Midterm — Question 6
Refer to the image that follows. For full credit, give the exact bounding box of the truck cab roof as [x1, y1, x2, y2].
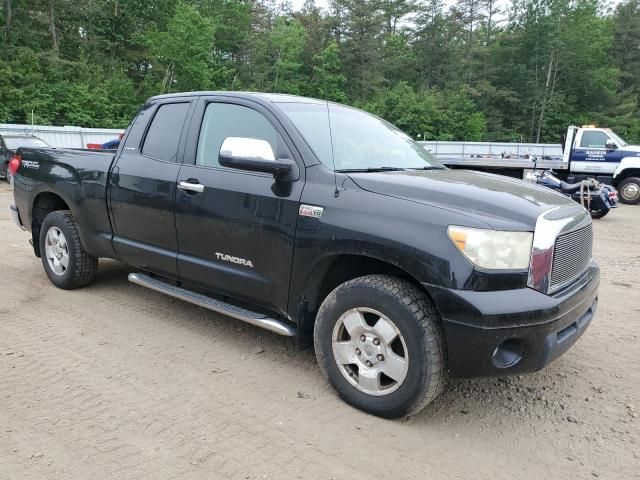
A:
[148, 91, 326, 105]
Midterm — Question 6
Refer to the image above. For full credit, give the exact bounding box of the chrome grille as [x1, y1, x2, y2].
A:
[550, 225, 593, 291]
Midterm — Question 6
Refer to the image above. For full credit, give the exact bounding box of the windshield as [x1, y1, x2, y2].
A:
[605, 129, 628, 147]
[3, 136, 49, 149]
[277, 102, 443, 171]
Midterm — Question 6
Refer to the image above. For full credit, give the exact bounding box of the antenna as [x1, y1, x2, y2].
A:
[325, 103, 340, 197]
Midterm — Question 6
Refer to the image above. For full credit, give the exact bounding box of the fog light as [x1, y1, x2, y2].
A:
[492, 338, 525, 368]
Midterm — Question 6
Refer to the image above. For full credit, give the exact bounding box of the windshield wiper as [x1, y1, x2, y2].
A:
[408, 166, 445, 170]
[336, 166, 407, 173]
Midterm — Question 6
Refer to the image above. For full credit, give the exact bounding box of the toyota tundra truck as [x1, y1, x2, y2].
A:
[9, 92, 599, 418]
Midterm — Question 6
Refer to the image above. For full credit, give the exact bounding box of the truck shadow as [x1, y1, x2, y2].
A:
[92, 259, 581, 426]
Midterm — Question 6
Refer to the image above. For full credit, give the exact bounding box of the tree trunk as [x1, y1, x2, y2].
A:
[4, 0, 11, 44]
[273, 49, 282, 92]
[49, 0, 59, 54]
[536, 50, 554, 143]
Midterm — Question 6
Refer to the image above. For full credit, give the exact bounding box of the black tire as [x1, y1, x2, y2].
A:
[0, 161, 7, 181]
[590, 209, 609, 219]
[39, 210, 98, 289]
[314, 274, 447, 418]
[617, 177, 640, 205]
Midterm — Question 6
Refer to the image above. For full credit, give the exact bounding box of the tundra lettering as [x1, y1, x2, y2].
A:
[215, 252, 254, 268]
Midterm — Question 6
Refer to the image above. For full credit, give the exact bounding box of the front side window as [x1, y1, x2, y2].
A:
[277, 102, 443, 171]
[141, 102, 190, 162]
[579, 131, 608, 149]
[196, 103, 280, 168]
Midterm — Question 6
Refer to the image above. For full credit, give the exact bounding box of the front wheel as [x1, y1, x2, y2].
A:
[590, 209, 609, 219]
[39, 210, 98, 289]
[618, 177, 640, 205]
[314, 275, 447, 418]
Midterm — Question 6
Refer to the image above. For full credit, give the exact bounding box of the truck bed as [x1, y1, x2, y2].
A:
[12, 147, 116, 258]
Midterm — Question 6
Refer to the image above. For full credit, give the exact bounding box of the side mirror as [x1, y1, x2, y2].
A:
[219, 137, 296, 181]
[605, 141, 617, 151]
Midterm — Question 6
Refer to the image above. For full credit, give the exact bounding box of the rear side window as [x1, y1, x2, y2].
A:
[579, 131, 608, 148]
[3, 137, 49, 149]
[196, 103, 280, 168]
[142, 102, 190, 162]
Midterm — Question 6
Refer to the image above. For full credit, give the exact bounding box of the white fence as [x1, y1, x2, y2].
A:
[2, 123, 566, 158]
[419, 141, 563, 159]
[0, 123, 124, 149]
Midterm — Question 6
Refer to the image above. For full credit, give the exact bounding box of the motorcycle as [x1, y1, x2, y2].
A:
[527, 170, 619, 219]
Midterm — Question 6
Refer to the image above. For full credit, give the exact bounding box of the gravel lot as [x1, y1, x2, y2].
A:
[1, 181, 638, 480]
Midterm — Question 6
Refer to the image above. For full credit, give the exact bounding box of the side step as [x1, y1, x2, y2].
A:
[128, 272, 296, 337]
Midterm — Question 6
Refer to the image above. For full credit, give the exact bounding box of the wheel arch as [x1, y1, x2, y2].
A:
[30, 191, 72, 257]
[294, 253, 438, 341]
[612, 157, 640, 184]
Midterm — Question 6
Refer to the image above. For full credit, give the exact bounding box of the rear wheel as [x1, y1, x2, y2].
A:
[39, 210, 98, 289]
[314, 275, 447, 418]
[0, 161, 7, 180]
[618, 177, 640, 205]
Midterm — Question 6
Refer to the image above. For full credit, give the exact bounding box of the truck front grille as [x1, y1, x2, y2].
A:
[550, 225, 593, 291]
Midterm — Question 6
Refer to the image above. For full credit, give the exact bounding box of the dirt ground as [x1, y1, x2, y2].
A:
[0, 181, 638, 480]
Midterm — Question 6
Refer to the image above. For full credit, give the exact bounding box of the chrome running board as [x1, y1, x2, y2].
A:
[128, 272, 296, 337]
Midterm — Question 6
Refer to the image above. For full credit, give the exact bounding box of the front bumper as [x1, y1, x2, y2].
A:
[427, 262, 599, 378]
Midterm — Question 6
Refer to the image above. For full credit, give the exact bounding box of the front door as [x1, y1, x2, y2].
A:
[109, 100, 193, 277]
[175, 98, 304, 315]
[571, 129, 621, 175]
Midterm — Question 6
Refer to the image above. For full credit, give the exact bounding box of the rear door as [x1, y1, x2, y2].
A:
[109, 99, 194, 278]
[174, 97, 304, 315]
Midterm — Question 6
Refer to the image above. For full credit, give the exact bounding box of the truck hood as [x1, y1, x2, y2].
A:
[620, 144, 640, 154]
[347, 168, 575, 230]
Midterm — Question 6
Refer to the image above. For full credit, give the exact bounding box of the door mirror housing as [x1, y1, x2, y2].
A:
[605, 140, 617, 151]
[219, 137, 297, 181]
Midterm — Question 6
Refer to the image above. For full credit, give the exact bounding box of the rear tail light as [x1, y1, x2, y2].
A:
[8, 154, 21, 175]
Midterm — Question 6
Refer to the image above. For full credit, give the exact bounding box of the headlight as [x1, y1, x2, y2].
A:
[448, 226, 533, 270]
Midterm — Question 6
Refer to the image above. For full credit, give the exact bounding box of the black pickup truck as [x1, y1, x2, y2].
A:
[9, 92, 599, 418]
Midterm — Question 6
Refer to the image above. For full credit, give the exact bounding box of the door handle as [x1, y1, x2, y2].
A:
[178, 181, 205, 193]
[110, 166, 120, 185]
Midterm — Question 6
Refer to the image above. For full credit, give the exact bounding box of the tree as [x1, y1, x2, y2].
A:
[330, 0, 386, 100]
[146, 1, 217, 93]
[271, 17, 307, 93]
[307, 41, 347, 101]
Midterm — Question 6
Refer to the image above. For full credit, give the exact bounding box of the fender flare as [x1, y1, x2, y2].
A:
[613, 156, 640, 179]
[29, 186, 76, 223]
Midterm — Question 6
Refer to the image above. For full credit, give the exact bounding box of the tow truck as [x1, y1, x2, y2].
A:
[423, 125, 640, 205]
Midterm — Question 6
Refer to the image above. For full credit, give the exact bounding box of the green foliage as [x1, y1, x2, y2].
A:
[146, 1, 217, 92]
[0, 0, 638, 143]
[307, 41, 348, 102]
[269, 17, 308, 94]
[362, 82, 486, 140]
